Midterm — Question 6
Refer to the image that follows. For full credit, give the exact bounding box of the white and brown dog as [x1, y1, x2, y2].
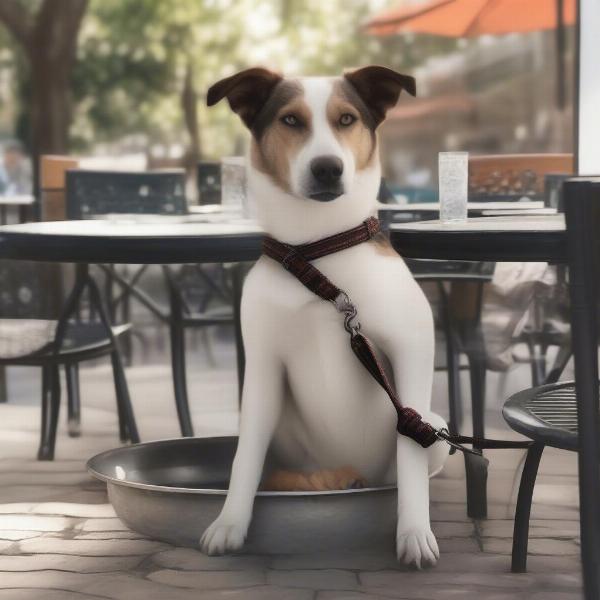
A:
[202, 66, 449, 568]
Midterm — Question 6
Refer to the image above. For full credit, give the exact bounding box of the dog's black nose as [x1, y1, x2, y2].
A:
[310, 156, 343, 185]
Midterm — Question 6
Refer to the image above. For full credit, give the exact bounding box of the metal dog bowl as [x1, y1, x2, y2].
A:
[87, 436, 397, 554]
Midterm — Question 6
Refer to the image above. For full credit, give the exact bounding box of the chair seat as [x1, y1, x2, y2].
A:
[0, 319, 57, 359]
[0, 321, 131, 365]
[503, 381, 580, 451]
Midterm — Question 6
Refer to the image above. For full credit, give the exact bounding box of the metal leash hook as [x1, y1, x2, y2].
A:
[435, 427, 485, 458]
[332, 292, 361, 337]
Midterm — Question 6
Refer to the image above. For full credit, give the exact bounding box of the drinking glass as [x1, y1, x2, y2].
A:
[439, 152, 468, 223]
[221, 156, 246, 211]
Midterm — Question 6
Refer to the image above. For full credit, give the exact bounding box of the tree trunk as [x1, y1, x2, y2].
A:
[0, 0, 88, 210]
[182, 61, 201, 166]
[30, 57, 71, 159]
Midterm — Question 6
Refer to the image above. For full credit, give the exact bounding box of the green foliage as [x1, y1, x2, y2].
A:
[1, 0, 460, 158]
[72, 0, 427, 157]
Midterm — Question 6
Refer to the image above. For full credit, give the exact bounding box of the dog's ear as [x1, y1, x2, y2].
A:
[207, 67, 283, 129]
[344, 66, 416, 128]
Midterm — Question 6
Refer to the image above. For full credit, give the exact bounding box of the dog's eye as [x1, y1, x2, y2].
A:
[339, 113, 356, 127]
[281, 114, 301, 127]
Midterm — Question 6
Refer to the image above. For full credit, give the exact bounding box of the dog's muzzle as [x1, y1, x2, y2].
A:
[308, 155, 344, 202]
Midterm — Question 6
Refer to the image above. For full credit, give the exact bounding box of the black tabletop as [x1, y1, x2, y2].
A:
[0, 219, 264, 264]
[0, 214, 567, 265]
[389, 215, 567, 263]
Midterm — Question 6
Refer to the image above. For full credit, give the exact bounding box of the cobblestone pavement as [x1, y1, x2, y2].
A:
[0, 355, 583, 599]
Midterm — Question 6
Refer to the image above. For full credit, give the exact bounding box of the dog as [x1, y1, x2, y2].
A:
[201, 65, 449, 568]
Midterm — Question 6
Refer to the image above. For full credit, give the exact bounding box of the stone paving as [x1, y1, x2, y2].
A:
[0, 347, 584, 599]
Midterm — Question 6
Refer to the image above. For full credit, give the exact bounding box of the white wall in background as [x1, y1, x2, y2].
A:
[578, 0, 600, 175]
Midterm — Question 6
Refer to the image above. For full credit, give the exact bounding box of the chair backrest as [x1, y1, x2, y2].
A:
[468, 153, 574, 202]
[563, 177, 600, 598]
[377, 178, 396, 203]
[0, 260, 62, 319]
[66, 169, 187, 219]
[544, 173, 571, 210]
[40, 155, 80, 221]
[197, 162, 221, 205]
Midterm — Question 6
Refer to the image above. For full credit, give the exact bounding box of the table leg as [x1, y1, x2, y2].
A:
[465, 336, 488, 519]
[231, 263, 246, 406]
[0, 205, 7, 225]
[438, 283, 463, 436]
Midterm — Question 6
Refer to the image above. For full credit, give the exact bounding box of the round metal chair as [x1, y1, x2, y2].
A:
[503, 381, 579, 573]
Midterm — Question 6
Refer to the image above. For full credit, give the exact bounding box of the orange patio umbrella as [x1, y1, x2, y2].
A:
[365, 0, 576, 107]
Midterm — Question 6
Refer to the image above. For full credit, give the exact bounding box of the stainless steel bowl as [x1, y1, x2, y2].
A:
[87, 436, 397, 554]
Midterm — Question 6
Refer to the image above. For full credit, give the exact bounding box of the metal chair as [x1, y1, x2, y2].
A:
[0, 260, 134, 460]
[502, 178, 600, 600]
[197, 161, 221, 205]
[65, 169, 239, 436]
[510, 172, 573, 387]
[66, 169, 187, 218]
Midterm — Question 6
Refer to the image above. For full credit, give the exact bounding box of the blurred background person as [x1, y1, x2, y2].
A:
[0, 141, 32, 195]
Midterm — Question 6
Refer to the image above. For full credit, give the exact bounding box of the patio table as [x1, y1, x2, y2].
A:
[0, 219, 263, 264]
[0, 219, 265, 442]
[389, 214, 566, 263]
[382, 200, 545, 213]
[378, 200, 548, 227]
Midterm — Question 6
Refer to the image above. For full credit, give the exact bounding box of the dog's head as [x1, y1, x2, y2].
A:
[207, 66, 415, 204]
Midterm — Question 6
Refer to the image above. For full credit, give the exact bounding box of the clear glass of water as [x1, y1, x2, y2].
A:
[439, 152, 468, 223]
[221, 156, 246, 212]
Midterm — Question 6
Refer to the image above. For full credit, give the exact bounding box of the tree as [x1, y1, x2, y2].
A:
[0, 0, 88, 176]
[0, 0, 457, 171]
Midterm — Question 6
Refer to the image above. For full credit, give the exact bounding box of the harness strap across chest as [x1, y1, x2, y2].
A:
[262, 217, 531, 456]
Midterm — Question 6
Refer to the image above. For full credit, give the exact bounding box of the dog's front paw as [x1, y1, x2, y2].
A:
[199, 517, 247, 556]
[396, 525, 439, 569]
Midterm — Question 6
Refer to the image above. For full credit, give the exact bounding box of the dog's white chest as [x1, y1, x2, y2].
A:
[243, 244, 421, 480]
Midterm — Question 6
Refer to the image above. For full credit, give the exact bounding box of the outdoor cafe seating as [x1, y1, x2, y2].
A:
[1, 1, 599, 597]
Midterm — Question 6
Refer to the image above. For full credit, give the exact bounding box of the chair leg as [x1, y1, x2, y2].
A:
[0, 366, 8, 402]
[121, 267, 133, 366]
[466, 351, 488, 519]
[38, 365, 61, 461]
[170, 316, 194, 437]
[446, 342, 463, 436]
[0, 366, 7, 403]
[65, 363, 81, 438]
[545, 344, 571, 384]
[105, 265, 116, 323]
[110, 350, 139, 443]
[511, 443, 545, 573]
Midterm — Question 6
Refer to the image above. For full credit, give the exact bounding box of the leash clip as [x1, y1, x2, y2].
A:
[332, 292, 361, 337]
[435, 427, 483, 457]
